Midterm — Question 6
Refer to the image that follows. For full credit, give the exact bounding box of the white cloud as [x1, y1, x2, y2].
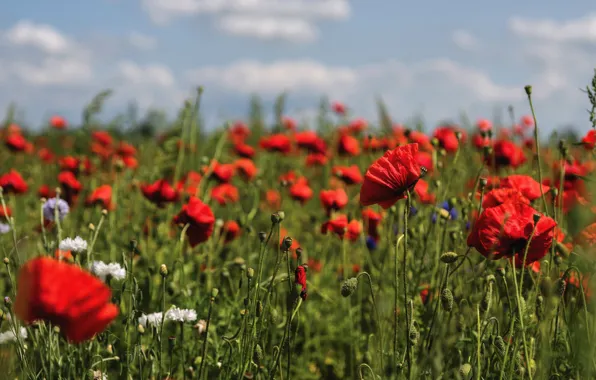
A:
[218, 15, 316, 42]
[4, 20, 71, 54]
[142, 0, 350, 42]
[117, 61, 175, 87]
[509, 14, 596, 43]
[12, 57, 93, 86]
[128, 32, 157, 50]
[452, 30, 478, 50]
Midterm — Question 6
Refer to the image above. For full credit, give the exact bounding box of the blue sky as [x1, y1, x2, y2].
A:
[1, 0, 596, 133]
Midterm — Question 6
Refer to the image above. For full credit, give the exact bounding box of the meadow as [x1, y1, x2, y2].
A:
[0, 79, 596, 380]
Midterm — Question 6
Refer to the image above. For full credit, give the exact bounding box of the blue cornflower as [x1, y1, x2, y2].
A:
[42, 198, 70, 221]
[366, 236, 378, 251]
[432, 200, 458, 223]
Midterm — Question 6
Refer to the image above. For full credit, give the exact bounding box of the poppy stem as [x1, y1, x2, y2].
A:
[356, 271, 384, 372]
[393, 230, 404, 371]
[525, 86, 550, 216]
[403, 191, 412, 378]
[197, 290, 216, 380]
[509, 259, 534, 380]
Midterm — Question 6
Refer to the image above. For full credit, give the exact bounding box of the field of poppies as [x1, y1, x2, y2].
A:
[1, 84, 596, 380]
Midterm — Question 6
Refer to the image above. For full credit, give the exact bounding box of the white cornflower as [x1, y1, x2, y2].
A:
[165, 306, 197, 323]
[91, 261, 126, 282]
[42, 198, 70, 221]
[138, 312, 163, 328]
[0, 327, 27, 344]
[59, 236, 88, 253]
[194, 319, 207, 334]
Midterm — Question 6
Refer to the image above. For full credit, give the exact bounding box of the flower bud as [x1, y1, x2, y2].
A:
[2, 258, 8, 265]
[459, 363, 472, 379]
[524, 85, 532, 95]
[479, 177, 488, 189]
[246, 268, 254, 279]
[211, 288, 219, 299]
[137, 324, 145, 334]
[271, 211, 285, 224]
[440, 251, 459, 264]
[408, 324, 420, 345]
[340, 277, 358, 297]
[556, 278, 566, 296]
[493, 335, 505, 356]
[256, 301, 263, 317]
[89, 223, 96, 231]
[159, 264, 168, 277]
[441, 288, 454, 311]
[258, 231, 267, 242]
[282, 236, 293, 251]
[101, 209, 108, 216]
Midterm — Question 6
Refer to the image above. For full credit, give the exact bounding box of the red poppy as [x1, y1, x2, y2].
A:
[415, 151, 433, 173]
[173, 197, 215, 247]
[50, 116, 67, 130]
[338, 134, 360, 156]
[521, 115, 534, 128]
[362, 208, 382, 238]
[233, 143, 255, 158]
[38, 148, 55, 163]
[331, 101, 346, 115]
[223, 220, 241, 243]
[582, 130, 596, 150]
[346, 219, 362, 242]
[320, 188, 349, 215]
[229, 122, 250, 144]
[488, 140, 526, 169]
[321, 214, 355, 239]
[205, 161, 235, 183]
[420, 285, 431, 305]
[260, 134, 292, 154]
[482, 188, 530, 209]
[576, 222, 596, 249]
[307, 258, 322, 273]
[0, 170, 28, 194]
[0, 205, 10, 220]
[500, 175, 549, 202]
[54, 249, 73, 261]
[234, 158, 258, 181]
[305, 153, 328, 166]
[433, 126, 460, 153]
[348, 118, 368, 134]
[38, 185, 56, 199]
[141, 179, 179, 207]
[177, 171, 202, 196]
[334, 165, 363, 185]
[92, 131, 113, 147]
[467, 201, 556, 264]
[15, 257, 119, 343]
[283, 117, 297, 131]
[211, 183, 239, 206]
[86, 185, 114, 210]
[58, 171, 82, 205]
[116, 142, 137, 157]
[295, 265, 308, 300]
[295, 131, 327, 155]
[265, 189, 281, 210]
[472, 134, 491, 150]
[413, 179, 436, 204]
[408, 131, 433, 152]
[289, 179, 313, 204]
[4, 133, 28, 153]
[477, 119, 492, 132]
[360, 143, 423, 208]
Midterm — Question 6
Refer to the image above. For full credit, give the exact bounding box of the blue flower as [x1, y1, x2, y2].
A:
[42, 198, 70, 221]
[366, 236, 378, 251]
[432, 200, 458, 223]
[0, 223, 10, 234]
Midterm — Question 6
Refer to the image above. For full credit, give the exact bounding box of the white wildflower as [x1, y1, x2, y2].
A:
[91, 261, 126, 282]
[194, 319, 207, 334]
[92, 370, 108, 380]
[165, 306, 197, 323]
[59, 236, 88, 253]
[0, 327, 27, 344]
[138, 312, 163, 328]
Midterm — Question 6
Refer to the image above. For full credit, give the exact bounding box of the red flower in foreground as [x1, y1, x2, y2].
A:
[295, 265, 308, 300]
[482, 188, 530, 209]
[173, 197, 215, 247]
[500, 175, 549, 202]
[360, 143, 423, 209]
[15, 257, 119, 343]
[0, 170, 28, 194]
[582, 130, 596, 150]
[467, 201, 556, 264]
[141, 179, 179, 207]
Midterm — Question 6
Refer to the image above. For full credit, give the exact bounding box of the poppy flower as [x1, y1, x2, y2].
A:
[58, 171, 82, 205]
[433, 126, 460, 153]
[234, 158, 258, 181]
[223, 220, 241, 243]
[307, 258, 323, 273]
[477, 119, 492, 132]
[177, 171, 202, 196]
[362, 208, 382, 238]
[321, 214, 350, 238]
[205, 161, 235, 183]
[306, 153, 328, 166]
[334, 165, 363, 185]
[332, 101, 346, 115]
[119, 155, 138, 169]
[295, 131, 327, 155]
[116, 142, 137, 157]
[346, 219, 362, 242]
[211, 183, 239, 206]
[413, 179, 436, 204]
[283, 117, 297, 131]
[582, 130, 596, 150]
[265, 189, 281, 210]
[338, 134, 360, 156]
[38, 148, 55, 163]
[360, 143, 424, 209]
[0, 170, 28, 194]
[520, 115, 534, 128]
[229, 122, 250, 144]
[86, 185, 114, 210]
[482, 188, 530, 209]
[15, 257, 119, 343]
[467, 201, 557, 264]
[500, 175, 549, 202]
[408, 131, 433, 152]
[295, 265, 308, 300]
[4, 133, 28, 152]
[141, 179, 179, 207]
[279, 171, 297, 185]
[289, 179, 313, 204]
[576, 222, 596, 250]
[348, 118, 368, 134]
[260, 134, 292, 154]
[92, 131, 113, 147]
[472, 134, 491, 150]
[173, 197, 215, 247]
[233, 143, 255, 158]
[488, 140, 526, 169]
[319, 188, 349, 215]
[50, 116, 67, 130]
[38, 185, 56, 199]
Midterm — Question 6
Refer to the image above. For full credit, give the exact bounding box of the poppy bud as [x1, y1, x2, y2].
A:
[556, 278, 566, 296]
[479, 177, 488, 189]
[486, 274, 496, 284]
[256, 301, 263, 317]
[441, 288, 453, 311]
[246, 268, 254, 279]
[258, 231, 267, 242]
[455, 131, 462, 141]
[440, 251, 459, 264]
[102, 209, 108, 216]
[459, 363, 472, 379]
[532, 213, 541, 224]
[493, 335, 505, 356]
[160, 264, 168, 277]
[89, 223, 96, 231]
[282, 236, 293, 251]
[554, 255, 563, 266]
[254, 344, 263, 365]
[341, 277, 358, 297]
[431, 137, 440, 148]
[496, 267, 506, 277]
[408, 324, 420, 345]
[555, 242, 569, 257]
[295, 247, 303, 261]
[137, 324, 145, 334]
[271, 211, 285, 224]
[3, 297, 11, 306]
[524, 85, 532, 95]
[107, 344, 113, 354]
[2, 258, 8, 265]
[211, 288, 219, 299]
